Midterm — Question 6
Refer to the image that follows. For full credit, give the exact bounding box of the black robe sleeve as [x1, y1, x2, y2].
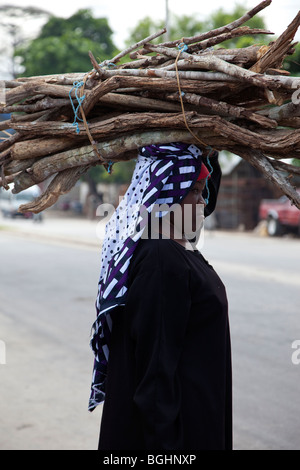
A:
[124, 241, 191, 450]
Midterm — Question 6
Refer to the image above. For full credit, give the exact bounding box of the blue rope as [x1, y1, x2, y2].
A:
[204, 146, 214, 205]
[177, 40, 213, 204]
[107, 160, 114, 174]
[97, 61, 117, 70]
[69, 80, 86, 134]
[178, 42, 188, 52]
[69, 79, 114, 175]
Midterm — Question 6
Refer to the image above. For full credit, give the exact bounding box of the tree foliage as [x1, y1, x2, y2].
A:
[206, 5, 267, 47]
[39, 9, 115, 54]
[93, 160, 137, 184]
[125, 14, 205, 46]
[14, 8, 125, 191]
[284, 43, 300, 76]
[15, 9, 117, 76]
[125, 4, 268, 49]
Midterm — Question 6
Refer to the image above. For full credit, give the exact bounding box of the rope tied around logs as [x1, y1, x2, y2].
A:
[174, 41, 216, 151]
[69, 76, 113, 173]
[69, 80, 85, 134]
[175, 42, 215, 204]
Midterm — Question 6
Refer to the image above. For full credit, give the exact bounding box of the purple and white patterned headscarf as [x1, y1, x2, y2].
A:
[88, 142, 219, 411]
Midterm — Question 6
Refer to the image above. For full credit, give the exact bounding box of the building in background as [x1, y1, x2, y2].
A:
[215, 155, 282, 230]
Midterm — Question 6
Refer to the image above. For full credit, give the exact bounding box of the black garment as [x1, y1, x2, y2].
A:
[98, 238, 232, 451]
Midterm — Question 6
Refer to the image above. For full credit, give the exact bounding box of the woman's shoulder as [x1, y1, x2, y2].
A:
[129, 238, 190, 275]
[134, 237, 187, 256]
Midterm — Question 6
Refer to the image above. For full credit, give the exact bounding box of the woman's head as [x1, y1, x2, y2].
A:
[180, 162, 210, 234]
[165, 168, 208, 243]
[180, 177, 207, 234]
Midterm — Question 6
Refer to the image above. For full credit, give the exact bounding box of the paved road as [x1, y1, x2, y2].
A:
[203, 230, 300, 450]
[0, 217, 299, 450]
[0, 230, 102, 450]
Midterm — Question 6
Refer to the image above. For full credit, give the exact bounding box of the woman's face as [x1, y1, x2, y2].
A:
[156, 178, 207, 243]
[179, 179, 207, 235]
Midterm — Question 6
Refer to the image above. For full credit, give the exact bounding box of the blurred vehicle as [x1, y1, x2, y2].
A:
[57, 200, 70, 211]
[259, 191, 300, 236]
[0, 184, 42, 220]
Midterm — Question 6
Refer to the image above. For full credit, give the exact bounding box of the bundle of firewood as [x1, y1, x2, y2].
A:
[1, 0, 300, 213]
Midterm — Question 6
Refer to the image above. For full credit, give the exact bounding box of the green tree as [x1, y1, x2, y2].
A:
[125, 4, 268, 48]
[125, 16, 165, 45]
[206, 5, 267, 48]
[125, 14, 205, 45]
[40, 9, 116, 55]
[292, 158, 300, 167]
[95, 160, 137, 184]
[16, 32, 110, 76]
[284, 43, 300, 76]
[15, 9, 117, 76]
[14, 9, 124, 206]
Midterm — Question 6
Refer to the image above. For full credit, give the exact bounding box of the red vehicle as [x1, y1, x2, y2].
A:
[259, 191, 300, 236]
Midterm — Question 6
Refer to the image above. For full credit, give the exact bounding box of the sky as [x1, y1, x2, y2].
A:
[2, 0, 300, 49]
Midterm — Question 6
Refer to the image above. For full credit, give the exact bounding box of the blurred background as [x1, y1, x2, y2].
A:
[0, 0, 300, 451]
[1, 0, 299, 229]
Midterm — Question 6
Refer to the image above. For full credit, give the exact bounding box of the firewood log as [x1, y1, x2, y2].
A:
[0, 0, 299, 213]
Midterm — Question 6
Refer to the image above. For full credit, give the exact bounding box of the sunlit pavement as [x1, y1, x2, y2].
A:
[1, 211, 300, 450]
[0, 211, 104, 247]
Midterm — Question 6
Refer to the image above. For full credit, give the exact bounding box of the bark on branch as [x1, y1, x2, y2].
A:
[1, 0, 300, 213]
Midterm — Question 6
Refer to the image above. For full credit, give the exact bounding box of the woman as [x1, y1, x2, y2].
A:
[89, 142, 232, 450]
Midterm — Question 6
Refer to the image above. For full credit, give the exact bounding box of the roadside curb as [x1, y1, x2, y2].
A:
[0, 224, 101, 249]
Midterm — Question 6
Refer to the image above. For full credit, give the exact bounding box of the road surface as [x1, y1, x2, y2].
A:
[0, 217, 299, 450]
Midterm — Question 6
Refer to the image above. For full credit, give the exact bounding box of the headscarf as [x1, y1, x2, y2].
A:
[88, 142, 220, 411]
